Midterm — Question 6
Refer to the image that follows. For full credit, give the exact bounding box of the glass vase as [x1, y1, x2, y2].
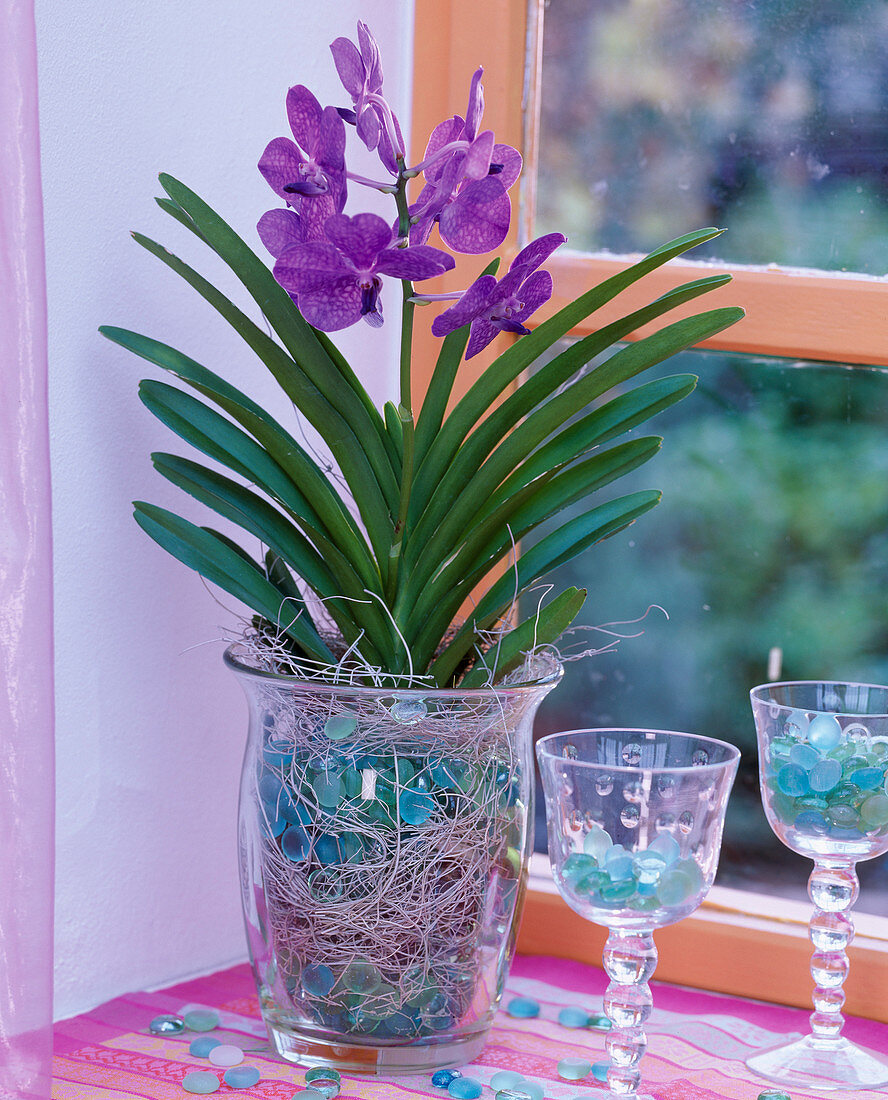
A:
[226, 644, 561, 1075]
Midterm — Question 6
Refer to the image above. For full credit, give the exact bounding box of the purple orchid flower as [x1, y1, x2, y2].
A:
[258, 85, 347, 242]
[330, 22, 405, 175]
[273, 212, 455, 332]
[408, 67, 522, 255]
[430, 233, 566, 358]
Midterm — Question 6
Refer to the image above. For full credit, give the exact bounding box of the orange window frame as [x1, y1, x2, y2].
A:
[412, 0, 888, 1022]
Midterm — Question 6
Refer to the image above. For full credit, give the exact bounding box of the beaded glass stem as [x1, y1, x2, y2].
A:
[537, 729, 739, 1100]
[747, 681, 888, 1092]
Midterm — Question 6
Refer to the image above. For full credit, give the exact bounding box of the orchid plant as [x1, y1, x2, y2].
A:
[101, 23, 742, 688]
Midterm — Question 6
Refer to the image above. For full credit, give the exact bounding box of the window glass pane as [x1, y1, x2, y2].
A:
[525, 349, 888, 911]
[537, 0, 888, 273]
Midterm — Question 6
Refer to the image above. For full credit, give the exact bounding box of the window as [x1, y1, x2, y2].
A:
[413, 0, 888, 1019]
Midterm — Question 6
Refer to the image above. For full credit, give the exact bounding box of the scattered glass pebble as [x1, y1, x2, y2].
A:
[490, 1070, 525, 1091]
[189, 1036, 222, 1057]
[517, 1081, 544, 1100]
[183, 1009, 220, 1032]
[431, 1069, 461, 1087]
[494, 1090, 532, 1100]
[587, 1012, 612, 1030]
[506, 996, 540, 1018]
[448, 1078, 482, 1099]
[757, 1091, 792, 1100]
[182, 1071, 221, 1094]
[304, 1081, 339, 1099]
[149, 1013, 184, 1035]
[306, 1066, 341, 1084]
[223, 1065, 261, 1089]
[208, 1043, 244, 1067]
[557, 1005, 590, 1028]
[292, 1091, 327, 1100]
[557, 1056, 592, 1080]
[591, 1060, 610, 1081]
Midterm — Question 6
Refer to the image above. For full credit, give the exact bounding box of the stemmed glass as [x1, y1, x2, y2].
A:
[747, 680, 888, 1091]
[536, 728, 739, 1099]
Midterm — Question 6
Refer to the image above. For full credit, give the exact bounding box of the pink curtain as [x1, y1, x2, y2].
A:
[0, 1, 55, 1097]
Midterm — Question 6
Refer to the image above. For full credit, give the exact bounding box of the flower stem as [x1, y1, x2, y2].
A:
[386, 161, 417, 632]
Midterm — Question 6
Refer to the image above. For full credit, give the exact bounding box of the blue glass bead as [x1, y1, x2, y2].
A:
[182, 1071, 220, 1094]
[324, 714, 357, 741]
[448, 1077, 482, 1099]
[794, 810, 830, 834]
[149, 1013, 184, 1035]
[789, 743, 821, 770]
[557, 1056, 592, 1080]
[592, 1060, 610, 1082]
[315, 834, 343, 865]
[281, 825, 310, 861]
[431, 1069, 459, 1087]
[558, 1005, 590, 1028]
[189, 1036, 222, 1057]
[582, 825, 611, 860]
[808, 714, 842, 751]
[633, 851, 667, 884]
[183, 1009, 220, 1032]
[489, 1070, 524, 1091]
[851, 767, 884, 790]
[223, 1065, 261, 1089]
[603, 845, 633, 881]
[777, 764, 810, 797]
[305, 1067, 341, 1084]
[809, 758, 842, 793]
[647, 832, 680, 865]
[303, 963, 336, 997]
[400, 790, 436, 825]
[506, 996, 540, 1018]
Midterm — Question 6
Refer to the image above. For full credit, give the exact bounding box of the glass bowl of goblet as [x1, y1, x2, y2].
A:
[747, 680, 888, 1092]
[536, 728, 740, 1100]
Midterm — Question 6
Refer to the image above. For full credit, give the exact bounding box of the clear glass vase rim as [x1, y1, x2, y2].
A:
[535, 727, 741, 773]
[751, 680, 888, 719]
[223, 642, 563, 698]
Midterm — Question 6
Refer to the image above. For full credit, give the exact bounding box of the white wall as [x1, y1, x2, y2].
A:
[36, 0, 415, 1020]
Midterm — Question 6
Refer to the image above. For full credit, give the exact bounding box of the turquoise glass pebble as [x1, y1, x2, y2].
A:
[183, 1009, 220, 1032]
[557, 1005, 590, 1028]
[324, 714, 357, 741]
[223, 1065, 261, 1089]
[506, 996, 540, 1018]
[588, 1012, 612, 1029]
[794, 810, 829, 834]
[489, 1070, 524, 1091]
[861, 793, 888, 826]
[592, 1060, 610, 1081]
[516, 1082, 543, 1100]
[431, 1069, 460, 1087]
[391, 698, 428, 723]
[306, 1067, 341, 1084]
[447, 1077, 482, 1099]
[281, 825, 310, 861]
[789, 743, 821, 770]
[303, 963, 335, 997]
[777, 764, 809, 797]
[293, 1092, 327, 1100]
[399, 790, 436, 825]
[582, 824, 611, 860]
[852, 767, 884, 790]
[648, 833, 680, 865]
[149, 1013, 184, 1035]
[494, 1090, 532, 1100]
[557, 1056, 592, 1080]
[808, 714, 842, 751]
[182, 1071, 220, 1094]
[312, 773, 342, 809]
[189, 1036, 222, 1057]
[809, 758, 842, 793]
[757, 1091, 792, 1100]
[315, 834, 343, 865]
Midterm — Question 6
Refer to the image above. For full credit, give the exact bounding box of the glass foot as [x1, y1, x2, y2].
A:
[746, 1033, 888, 1091]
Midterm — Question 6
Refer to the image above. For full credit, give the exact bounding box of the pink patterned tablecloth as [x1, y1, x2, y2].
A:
[52, 955, 888, 1099]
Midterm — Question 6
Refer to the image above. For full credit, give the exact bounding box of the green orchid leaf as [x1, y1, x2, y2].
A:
[102, 326, 380, 592]
[423, 490, 660, 682]
[133, 501, 336, 664]
[264, 551, 310, 617]
[445, 586, 586, 689]
[410, 252, 733, 524]
[153, 177, 397, 517]
[383, 401, 404, 466]
[405, 306, 742, 586]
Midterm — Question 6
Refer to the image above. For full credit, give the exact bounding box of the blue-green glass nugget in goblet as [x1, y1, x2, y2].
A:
[747, 681, 888, 1092]
[536, 729, 739, 1100]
